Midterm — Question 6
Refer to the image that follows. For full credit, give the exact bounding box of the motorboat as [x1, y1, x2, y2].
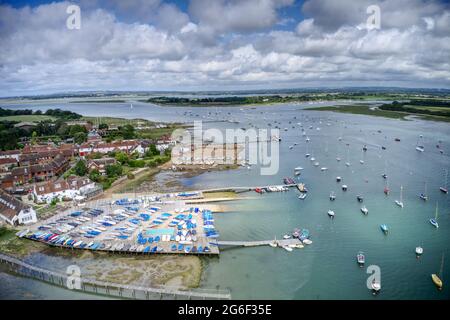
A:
[342, 185, 348, 191]
[283, 246, 293, 252]
[357, 195, 364, 202]
[327, 210, 335, 218]
[336, 176, 342, 182]
[415, 246, 423, 256]
[360, 206, 368, 215]
[371, 279, 381, 293]
[302, 239, 312, 245]
[298, 193, 307, 200]
[283, 234, 291, 239]
[431, 254, 444, 290]
[380, 224, 389, 234]
[329, 192, 336, 201]
[357, 251, 365, 266]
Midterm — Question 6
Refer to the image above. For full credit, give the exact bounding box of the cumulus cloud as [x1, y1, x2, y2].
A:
[0, 0, 449, 96]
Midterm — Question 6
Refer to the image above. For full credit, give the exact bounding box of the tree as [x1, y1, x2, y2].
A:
[145, 144, 159, 157]
[106, 164, 123, 178]
[120, 124, 135, 139]
[115, 151, 129, 165]
[74, 132, 87, 144]
[69, 124, 87, 136]
[89, 169, 101, 182]
[99, 123, 108, 130]
[74, 160, 87, 176]
[31, 131, 38, 145]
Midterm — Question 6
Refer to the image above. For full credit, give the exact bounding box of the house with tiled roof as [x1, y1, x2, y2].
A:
[33, 176, 99, 204]
[0, 189, 37, 225]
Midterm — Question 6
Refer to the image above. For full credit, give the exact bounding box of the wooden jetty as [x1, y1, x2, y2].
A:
[0, 253, 231, 300]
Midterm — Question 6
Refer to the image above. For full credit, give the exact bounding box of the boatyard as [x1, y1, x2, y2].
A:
[19, 192, 221, 256]
[17, 182, 313, 256]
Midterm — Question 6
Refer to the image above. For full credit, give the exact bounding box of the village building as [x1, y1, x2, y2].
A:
[0, 158, 18, 178]
[0, 154, 69, 188]
[0, 189, 37, 225]
[13, 122, 37, 131]
[79, 140, 139, 157]
[87, 157, 116, 175]
[0, 150, 21, 161]
[33, 176, 100, 204]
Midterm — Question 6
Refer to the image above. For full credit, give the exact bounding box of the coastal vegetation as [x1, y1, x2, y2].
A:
[306, 101, 450, 122]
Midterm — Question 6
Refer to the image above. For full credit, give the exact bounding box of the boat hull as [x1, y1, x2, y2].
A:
[431, 274, 443, 289]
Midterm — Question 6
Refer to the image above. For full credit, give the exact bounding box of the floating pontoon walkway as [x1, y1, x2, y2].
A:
[217, 238, 302, 247]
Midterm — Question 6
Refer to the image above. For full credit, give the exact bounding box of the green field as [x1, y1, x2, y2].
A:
[82, 116, 154, 126]
[0, 115, 56, 122]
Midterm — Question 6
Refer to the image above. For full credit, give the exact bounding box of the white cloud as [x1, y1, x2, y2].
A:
[0, 0, 449, 96]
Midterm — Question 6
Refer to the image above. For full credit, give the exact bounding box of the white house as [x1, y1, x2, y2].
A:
[0, 190, 37, 225]
[33, 177, 97, 204]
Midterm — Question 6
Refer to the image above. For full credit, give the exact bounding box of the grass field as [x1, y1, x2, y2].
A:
[0, 115, 56, 122]
[82, 116, 154, 126]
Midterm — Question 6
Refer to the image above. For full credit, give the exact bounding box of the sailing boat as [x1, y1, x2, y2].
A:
[305, 143, 310, 158]
[345, 145, 351, 167]
[419, 181, 428, 201]
[431, 253, 444, 290]
[429, 202, 439, 228]
[395, 185, 404, 208]
[415, 135, 424, 152]
[440, 169, 448, 194]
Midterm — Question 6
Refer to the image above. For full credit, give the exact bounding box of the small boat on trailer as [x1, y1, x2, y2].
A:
[357, 251, 365, 267]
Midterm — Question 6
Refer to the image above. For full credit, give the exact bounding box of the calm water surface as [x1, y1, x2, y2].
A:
[1, 101, 449, 299]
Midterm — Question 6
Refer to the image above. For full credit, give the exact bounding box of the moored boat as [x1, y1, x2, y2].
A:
[415, 246, 423, 256]
[357, 251, 365, 266]
[360, 206, 368, 215]
[380, 224, 388, 234]
[327, 210, 335, 218]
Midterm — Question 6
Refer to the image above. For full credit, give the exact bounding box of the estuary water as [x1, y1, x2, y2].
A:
[1, 100, 449, 299]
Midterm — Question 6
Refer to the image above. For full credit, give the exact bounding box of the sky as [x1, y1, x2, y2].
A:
[0, 0, 449, 97]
